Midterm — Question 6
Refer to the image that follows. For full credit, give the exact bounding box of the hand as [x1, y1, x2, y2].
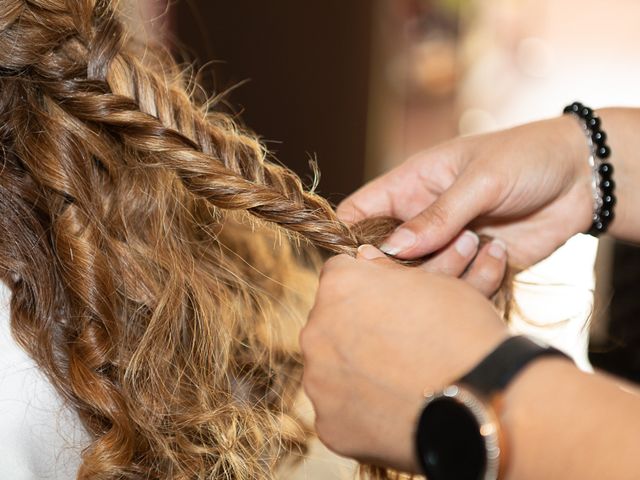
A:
[300, 246, 509, 472]
[338, 115, 593, 267]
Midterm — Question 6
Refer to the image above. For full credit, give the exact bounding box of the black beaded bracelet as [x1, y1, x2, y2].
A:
[563, 102, 616, 236]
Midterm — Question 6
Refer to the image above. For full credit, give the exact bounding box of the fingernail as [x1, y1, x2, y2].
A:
[488, 239, 507, 259]
[455, 230, 479, 257]
[357, 244, 385, 260]
[380, 228, 416, 256]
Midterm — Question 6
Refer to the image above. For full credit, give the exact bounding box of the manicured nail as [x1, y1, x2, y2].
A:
[488, 239, 507, 259]
[357, 244, 385, 260]
[380, 228, 417, 256]
[455, 230, 479, 257]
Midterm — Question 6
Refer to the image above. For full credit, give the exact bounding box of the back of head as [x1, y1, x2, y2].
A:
[0, 2, 513, 478]
[0, 0, 371, 478]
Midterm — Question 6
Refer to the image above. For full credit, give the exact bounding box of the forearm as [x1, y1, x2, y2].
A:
[502, 357, 640, 479]
[587, 108, 640, 243]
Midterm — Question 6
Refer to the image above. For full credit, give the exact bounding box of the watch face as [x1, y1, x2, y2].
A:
[417, 396, 486, 480]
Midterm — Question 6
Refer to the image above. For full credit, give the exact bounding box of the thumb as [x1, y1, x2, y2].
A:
[380, 174, 492, 259]
[357, 244, 391, 261]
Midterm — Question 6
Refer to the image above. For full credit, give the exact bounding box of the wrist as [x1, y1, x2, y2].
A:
[590, 108, 637, 241]
[554, 114, 596, 234]
[415, 336, 571, 480]
[498, 356, 578, 480]
[556, 114, 592, 180]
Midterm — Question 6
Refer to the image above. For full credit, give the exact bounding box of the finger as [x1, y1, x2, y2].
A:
[319, 254, 356, 280]
[379, 172, 496, 259]
[337, 178, 395, 224]
[419, 230, 479, 276]
[356, 244, 387, 260]
[462, 239, 507, 297]
[356, 244, 405, 271]
[336, 160, 427, 224]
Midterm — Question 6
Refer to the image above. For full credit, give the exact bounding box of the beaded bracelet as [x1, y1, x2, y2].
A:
[563, 102, 616, 236]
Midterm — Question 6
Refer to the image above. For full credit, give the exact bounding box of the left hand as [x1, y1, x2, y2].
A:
[300, 246, 509, 472]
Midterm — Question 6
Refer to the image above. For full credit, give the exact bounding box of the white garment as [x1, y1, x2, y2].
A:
[0, 280, 86, 479]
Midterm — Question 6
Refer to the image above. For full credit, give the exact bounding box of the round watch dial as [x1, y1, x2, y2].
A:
[416, 386, 500, 480]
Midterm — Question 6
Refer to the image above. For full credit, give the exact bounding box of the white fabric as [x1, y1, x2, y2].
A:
[0, 280, 86, 479]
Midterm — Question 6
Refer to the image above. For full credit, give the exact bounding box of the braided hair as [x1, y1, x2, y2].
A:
[0, 1, 512, 478]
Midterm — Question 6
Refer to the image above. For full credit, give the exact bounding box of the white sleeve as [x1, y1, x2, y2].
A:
[0, 281, 88, 480]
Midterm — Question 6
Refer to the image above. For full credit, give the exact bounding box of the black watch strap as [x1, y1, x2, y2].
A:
[459, 335, 569, 397]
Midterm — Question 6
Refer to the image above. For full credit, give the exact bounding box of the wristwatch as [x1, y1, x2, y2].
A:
[414, 335, 570, 480]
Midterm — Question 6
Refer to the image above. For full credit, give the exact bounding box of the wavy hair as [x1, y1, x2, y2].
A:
[0, 1, 512, 478]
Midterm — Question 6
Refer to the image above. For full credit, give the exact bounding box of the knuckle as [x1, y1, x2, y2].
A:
[474, 171, 505, 205]
[302, 362, 327, 403]
[419, 201, 449, 231]
[298, 326, 326, 361]
[423, 258, 456, 276]
[321, 254, 352, 276]
[301, 365, 318, 395]
[298, 326, 314, 355]
[315, 419, 348, 456]
[319, 260, 362, 298]
[299, 321, 325, 358]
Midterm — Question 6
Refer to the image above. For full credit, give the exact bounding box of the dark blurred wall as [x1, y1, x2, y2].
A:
[174, 1, 374, 200]
[590, 242, 640, 384]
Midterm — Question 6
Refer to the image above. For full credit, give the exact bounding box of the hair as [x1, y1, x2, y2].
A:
[0, 1, 513, 478]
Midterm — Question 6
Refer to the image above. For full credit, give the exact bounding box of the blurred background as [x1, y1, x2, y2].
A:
[139, 0, 640, 387]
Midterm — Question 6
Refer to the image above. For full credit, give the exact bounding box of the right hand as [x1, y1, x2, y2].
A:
[338, 115, 594, 268]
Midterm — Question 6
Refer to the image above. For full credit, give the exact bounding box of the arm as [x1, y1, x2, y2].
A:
[502, 356, 640, 479]
[596, 108, 640, 243]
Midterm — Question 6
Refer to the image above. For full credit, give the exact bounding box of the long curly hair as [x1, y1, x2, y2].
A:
[0, 1, 512, 478]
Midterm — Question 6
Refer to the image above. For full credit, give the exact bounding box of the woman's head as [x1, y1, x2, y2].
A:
[0, 1, 511, 478]
[0, 0, 359, 477]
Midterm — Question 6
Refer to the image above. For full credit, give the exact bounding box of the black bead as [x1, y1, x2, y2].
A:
[596, 145, 611, 159]
[602, 194, 616, 207]
[600, 209, 615, 222]
[598, 162, 614, 177]
[564, 102, 583, 115]
[601, 178, 615, 193]
[592, 212, 601, 223]
[592, 130, 607, 145]
[587, 116, 601, 129]
[580, 106, 593, 119]
[591, 220, 606, 233]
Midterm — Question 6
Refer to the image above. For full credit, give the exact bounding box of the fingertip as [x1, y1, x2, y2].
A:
[379, 228, 417, 257]
[463, 238, 508, 297]
[379, 225, 446, 260]
[454, 230, 480, 258]
[357, 244, 386, 260]
[487, 238, 507, 260]
[320, 253, 354, 277]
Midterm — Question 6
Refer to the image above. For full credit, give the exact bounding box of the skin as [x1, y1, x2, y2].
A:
[337, 109, 640, 267]
[302, 108, 640, 478]
[411, 229, 508, 297]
